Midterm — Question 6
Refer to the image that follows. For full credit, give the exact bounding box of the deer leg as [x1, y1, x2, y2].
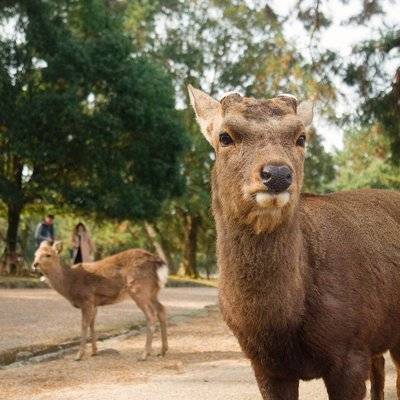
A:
[130, 292, 157, 361]
[370, 355, 385, 400]
[140, 303, 157, 361]
[323, 352, 370, 400]
[153, 299, 168, 356]
[75, 303, 95, 361]
[251, 360, 299, 400]
[90, 307, 98, 356]
[390, 348, 400, 399]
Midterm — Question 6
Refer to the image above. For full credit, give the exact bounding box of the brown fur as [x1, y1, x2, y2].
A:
[188, 85, 400, 400]
[33, 242, 168, 361]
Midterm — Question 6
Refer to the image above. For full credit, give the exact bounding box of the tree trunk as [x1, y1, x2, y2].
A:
[144, 222, 177, 274]
[152, 223, 178, 275]
[181, 215, 200, 278]
[1, 202, 24, 275]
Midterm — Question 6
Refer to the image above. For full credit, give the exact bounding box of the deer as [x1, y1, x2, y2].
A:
[188, 85, 400, 400]
[32, 241, 168, 361]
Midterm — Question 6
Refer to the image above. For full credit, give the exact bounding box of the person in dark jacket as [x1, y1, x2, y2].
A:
[35, 215, 55, 248]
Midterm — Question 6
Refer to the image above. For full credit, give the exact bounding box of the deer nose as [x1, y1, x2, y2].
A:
[32, 262, 39, 270]
[260, 165, 293, 193]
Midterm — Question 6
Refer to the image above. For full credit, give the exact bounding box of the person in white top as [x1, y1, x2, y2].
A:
[71, 222, 95, 263]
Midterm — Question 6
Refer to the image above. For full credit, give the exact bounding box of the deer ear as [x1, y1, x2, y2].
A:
[187, 85, 221, 146]
[297, 101, 314, 127]
[53, 241, 63, 254]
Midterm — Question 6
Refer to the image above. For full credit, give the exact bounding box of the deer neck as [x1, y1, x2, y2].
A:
[44, 262, 72, 300]
[215, 203, 306, 331]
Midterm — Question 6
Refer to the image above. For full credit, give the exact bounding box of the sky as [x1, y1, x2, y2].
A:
[271, 0, 400, 151]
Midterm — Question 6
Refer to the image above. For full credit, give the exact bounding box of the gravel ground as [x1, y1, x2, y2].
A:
[0, 287, 218, 353]
[1, 306, 399, 400]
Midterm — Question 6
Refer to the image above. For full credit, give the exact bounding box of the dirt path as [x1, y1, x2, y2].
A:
[1, 306, 398, 400]
[0, 287, 217, 354]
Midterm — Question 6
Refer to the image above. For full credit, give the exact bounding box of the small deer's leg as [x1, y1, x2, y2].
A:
[153, 299, 168, 356]
[390, 348, 400, 399]
[251, 360, 299, 400]
[130, 291, 157, 361]
[370, 355, 385, 400]
[323, 352, 370, 400]
[75, 303, 95, 361]
[90, 307, 98, 356]
[140, 303, 157, 361]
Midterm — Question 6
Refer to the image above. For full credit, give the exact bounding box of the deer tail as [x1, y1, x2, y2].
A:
[156, 262, 169, 288]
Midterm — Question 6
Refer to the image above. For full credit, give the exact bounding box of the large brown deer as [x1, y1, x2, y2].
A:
[33, 241, 168, 361]
[188, 85, 400, 400]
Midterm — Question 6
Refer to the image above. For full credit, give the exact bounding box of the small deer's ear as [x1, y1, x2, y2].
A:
[53, 241, 63, 254]
[187, 85, 221, 145]
[297, 101, 314, 127]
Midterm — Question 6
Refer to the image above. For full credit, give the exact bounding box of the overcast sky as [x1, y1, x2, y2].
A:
[271, 0, 400, 151]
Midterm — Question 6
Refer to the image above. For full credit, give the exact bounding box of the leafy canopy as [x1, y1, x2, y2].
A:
[0, 0, 186, 220]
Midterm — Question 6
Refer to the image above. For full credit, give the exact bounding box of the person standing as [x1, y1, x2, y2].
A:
[35, 215, 55, 248]
[71, 222, 95, 264]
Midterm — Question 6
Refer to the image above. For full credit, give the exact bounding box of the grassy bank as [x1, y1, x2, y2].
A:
[0, 275, 218, 289]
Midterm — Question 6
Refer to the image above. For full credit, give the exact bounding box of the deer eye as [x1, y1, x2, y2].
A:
[219, 132, 234, 146]
[296, 134, 306, 147]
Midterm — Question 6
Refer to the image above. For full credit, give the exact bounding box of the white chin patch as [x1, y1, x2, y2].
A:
[255, 191, 290, 208]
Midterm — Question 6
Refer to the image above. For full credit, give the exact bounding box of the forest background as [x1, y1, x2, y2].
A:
[0, 0, 398, 277]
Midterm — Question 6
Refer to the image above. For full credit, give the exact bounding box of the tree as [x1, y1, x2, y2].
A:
[303, 127, 336, 193]
[127, 0, 336, 101]
[335, 124, 400, 190]
[344, 30, 400, 162]
[275, 0, 399, 161]
[0, 0, 185, 273]
[120, 0, 338, 276]
[140, 112, 214, 277]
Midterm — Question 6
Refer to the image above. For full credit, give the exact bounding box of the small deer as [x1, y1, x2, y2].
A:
[33, 241, 168, 361]
[188, 85, 400, 400]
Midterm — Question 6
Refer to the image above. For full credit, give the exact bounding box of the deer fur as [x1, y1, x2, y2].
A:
[188, 84, 400, 400]
[33, 241, 168, 361]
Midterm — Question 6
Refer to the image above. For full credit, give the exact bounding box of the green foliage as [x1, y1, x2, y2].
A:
[139, 109, 216, 276]
[119, 0, 336, 276]
[283, 0, 399, 163]
[335, 125, 400, 190]
[2, 0, 397, 278]
[53, 217, 150, 262]
[344, 30, 400, 162]
[130, 0, 336, 103]
[0, 0, 185, 218]
[303, 128, 336, 193]
[0, 207, 150, 264]
[0, 0, 186, 259]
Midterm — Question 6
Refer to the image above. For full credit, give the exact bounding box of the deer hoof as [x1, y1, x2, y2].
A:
[74, 349, 85, 361]
[138, 353, 148, 361]
[157, 348, 168, 357]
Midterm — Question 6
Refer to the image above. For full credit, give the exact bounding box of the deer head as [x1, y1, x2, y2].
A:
[32, 241, 63, 274]
[188, 85, 313, 234]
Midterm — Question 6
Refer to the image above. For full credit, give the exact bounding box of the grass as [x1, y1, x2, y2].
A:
[0, 274, 218, 289]
[0, 275, 46, 289]
[168, 274, 218, 288]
